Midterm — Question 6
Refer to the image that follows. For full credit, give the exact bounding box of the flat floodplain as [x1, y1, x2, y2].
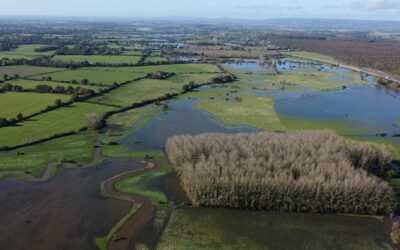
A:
[8, 79, 105, 92]
[0, 65, 63, 78]
[0, 92, 70, 119]
[52, 55, 142, 65]
[0, 133, 96, 176]
[0, 44, 56, 57]
[31, 69, 146, 85]
[0, 102, 114, 148]
[91, 73, 219, 107]
[89, 63, 221, 74]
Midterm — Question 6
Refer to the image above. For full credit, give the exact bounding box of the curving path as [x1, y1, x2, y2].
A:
[0, 139, 163, 250]
[100, 160, 159, 250]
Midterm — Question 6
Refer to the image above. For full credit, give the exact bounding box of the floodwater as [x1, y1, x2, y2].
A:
[275, 84, 400, 140]
[0, 57, 398, 250]
[222, 60, 273, 71]
[226, 58, 400, 142]
[126, 164, 394, 250]
[118, 99, 256, 151]
[0, 158, 144, 250]
[113, 74, 397, 249]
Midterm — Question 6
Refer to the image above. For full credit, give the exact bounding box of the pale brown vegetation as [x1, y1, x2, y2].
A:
[166, 131, 395, 215]
[85, 113, 102, 131]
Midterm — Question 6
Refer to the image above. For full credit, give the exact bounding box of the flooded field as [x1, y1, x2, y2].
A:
[118, 99, 256, 151]
[0, 57, 398, 250]
[223, 58, 400, 145]
[0, 159, 144, 250]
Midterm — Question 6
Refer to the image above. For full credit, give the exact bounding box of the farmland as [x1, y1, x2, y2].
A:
[32, 69, 145, 85]
[0, 44, 56, 57]
[92, 73, 219, 106]
[8, 79, 104, 92]
[0, 65, 63, 78]
[0, 102, 113, 148]
[0, 133, 96, 177]
[52, 55, 142, 65]
[0, 92, 70, 119]
[91, 63, 221, 74]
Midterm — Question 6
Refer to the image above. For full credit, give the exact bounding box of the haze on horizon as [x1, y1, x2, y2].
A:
[1, 0, 400, 21]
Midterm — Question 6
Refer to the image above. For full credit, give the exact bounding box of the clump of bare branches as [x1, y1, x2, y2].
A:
[85, 113, 102, 131]
[166, 131, 395, 215]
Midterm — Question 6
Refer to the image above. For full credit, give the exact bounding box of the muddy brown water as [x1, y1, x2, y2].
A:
[0, 158, 144, 250]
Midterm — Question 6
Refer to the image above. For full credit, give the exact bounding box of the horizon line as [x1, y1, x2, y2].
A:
[0, 14, 400, 23]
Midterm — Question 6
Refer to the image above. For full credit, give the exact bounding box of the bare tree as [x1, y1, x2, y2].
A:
[166, 131, 395, 215]
[85, 113, 102, 131]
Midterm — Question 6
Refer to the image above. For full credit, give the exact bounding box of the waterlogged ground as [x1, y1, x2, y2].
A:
[158, 208, 392, 250]
[103, 62, 398, 248]
[114, 58, 399, 249]
[117, 99, 256, 151]
[0, 159, 144, 250]
[0, 57, 399, 250]
[213, 58, 400, 155]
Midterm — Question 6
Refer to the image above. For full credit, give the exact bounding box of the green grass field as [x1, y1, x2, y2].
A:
[0, 92, 70, 119]
[32, 69, 145, 85]
[196, 93, 284, 130]
[0, 102, 114, 148]
[91, 74, 217, 107]
[88, 63, 221, 74]
[107, 104, 159, 130]
[0, 65, 63, 78]
[266, 71, 363, 90]
[0, 53, 32, 60]
[0, 44, 56, 57]
[231, 71, 364, 91]
[52, 55, 141, 65]
[8, 79, 104, 92]
[0, 133, 96, 177]
[144, 56, 167, 63]
[158, 207, 389, 250]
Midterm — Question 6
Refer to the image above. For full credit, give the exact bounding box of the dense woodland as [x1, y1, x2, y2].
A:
[275, 38, 400, 76]
[167, 131, 396, 215]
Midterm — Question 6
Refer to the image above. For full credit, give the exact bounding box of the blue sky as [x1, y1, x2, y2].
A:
[1, 0, 400, 20]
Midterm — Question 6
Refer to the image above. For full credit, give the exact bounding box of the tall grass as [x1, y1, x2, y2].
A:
[166, 131, 395, 215]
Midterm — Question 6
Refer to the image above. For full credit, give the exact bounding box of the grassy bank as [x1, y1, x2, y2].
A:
[95, 205, 140, 250]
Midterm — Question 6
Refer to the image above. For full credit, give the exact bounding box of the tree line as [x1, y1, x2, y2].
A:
[0, 83, 96, 97]
[166, 131, 396, 215]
